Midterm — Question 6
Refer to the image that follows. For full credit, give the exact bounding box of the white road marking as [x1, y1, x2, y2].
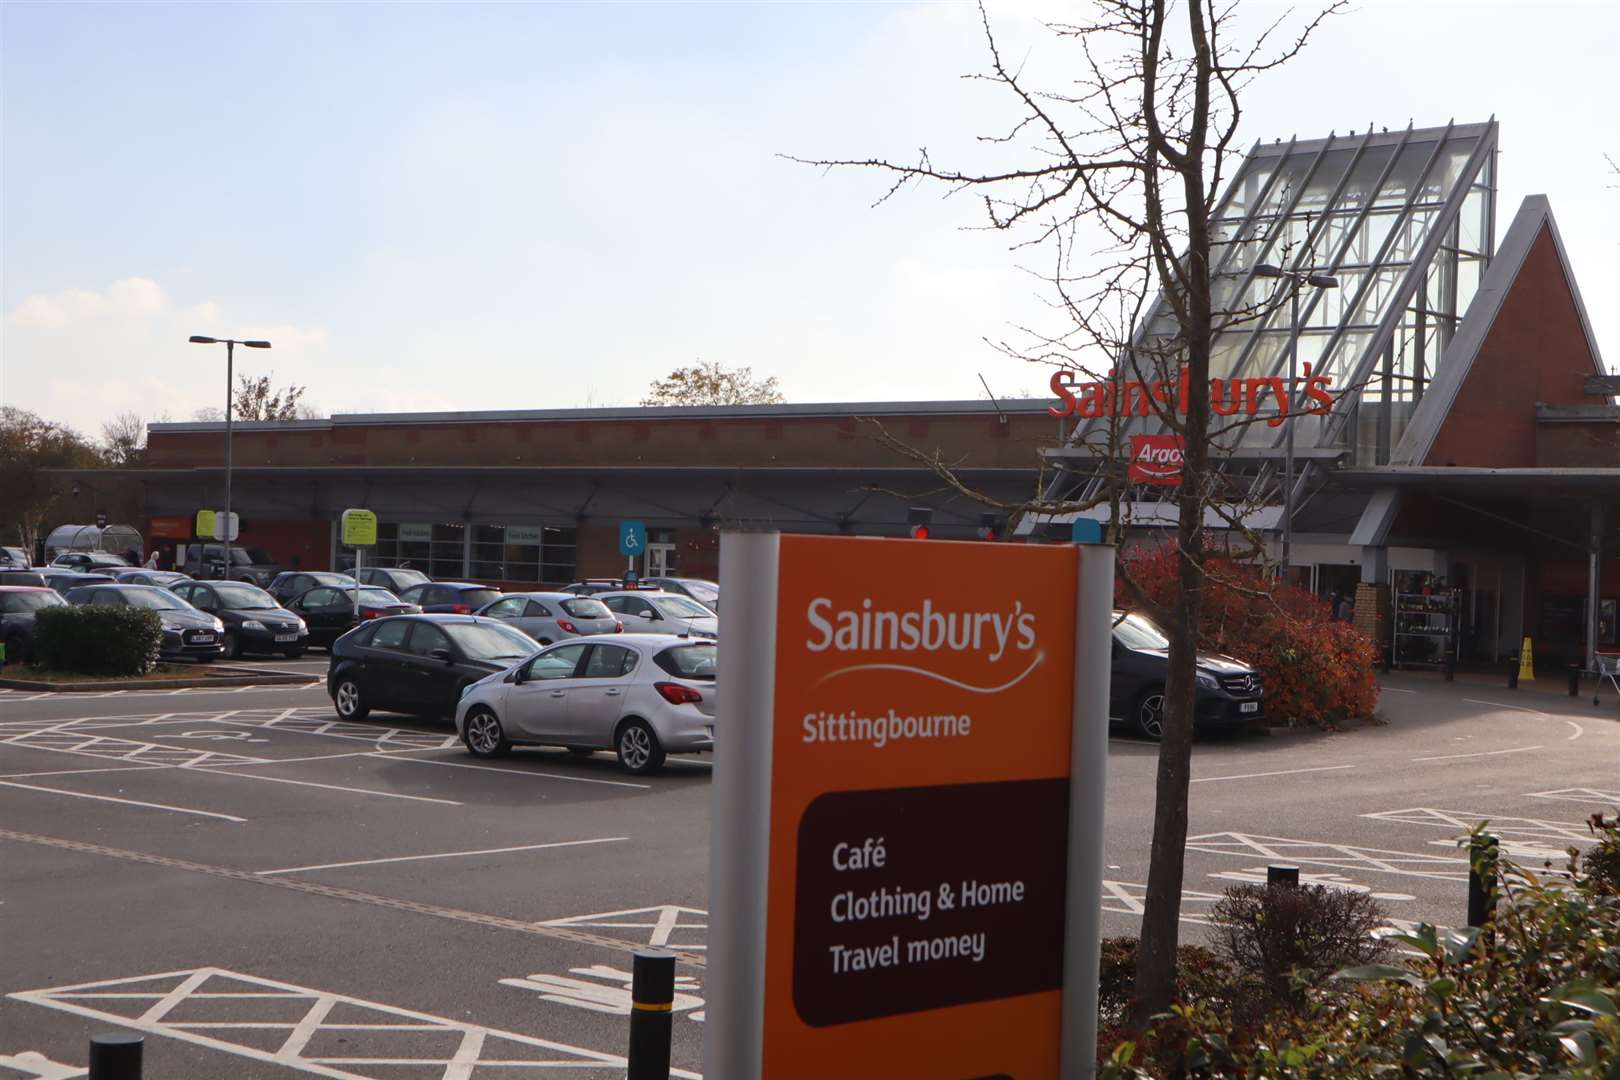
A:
[256, 837, 626, 876]
[1191, 764, 1355, 784]
[1380, 686, 1417, 693]
[1564, 719, 1584, 741]
[0, 764, 173, 780]
[540, 905, 709, 950]
[1365, 807, 1596, 858]
[1527, 787, 1620, 804]
[188, 746, 445, 768]
[378, 754, 651, 789]
[1099, 880, 1222, 925]
[0, 1050, 87, 1079]
[197, 768, 462, 805]
[1186, 832, 1468, 881]
[10, 967, 702, 1078]
[1413, 744, 1543, 762]
[0, 779, 245, 822]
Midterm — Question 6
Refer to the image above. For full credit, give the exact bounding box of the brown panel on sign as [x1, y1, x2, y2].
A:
[793, 779, 1069, 1027]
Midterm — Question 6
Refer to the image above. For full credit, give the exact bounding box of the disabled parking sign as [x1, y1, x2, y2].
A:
[618, 520, 647, 557]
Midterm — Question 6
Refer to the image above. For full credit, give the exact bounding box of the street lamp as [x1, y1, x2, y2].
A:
[1253, 264, 1337, 575]
[188, 336, 272, 578]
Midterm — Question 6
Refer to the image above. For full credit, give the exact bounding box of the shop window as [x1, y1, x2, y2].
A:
[372, 522, 463, 578]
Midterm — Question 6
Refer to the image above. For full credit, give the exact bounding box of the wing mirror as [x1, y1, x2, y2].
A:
[510, 667, 527, 685]
[429, 647, 454, 664]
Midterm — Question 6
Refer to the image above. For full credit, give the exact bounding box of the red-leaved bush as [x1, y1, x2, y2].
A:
[1117, 542, 1379, 729]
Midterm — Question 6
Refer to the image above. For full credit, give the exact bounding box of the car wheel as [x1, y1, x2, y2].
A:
[223, 631, 241, 660]
[1132, 687, 1166, 741]
[333, 676, 369, 720]
[615, 719, 665, 775]
[464, 708, 511, 759]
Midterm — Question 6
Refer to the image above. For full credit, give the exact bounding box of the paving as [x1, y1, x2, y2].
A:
[2, 667, 1617, 1077]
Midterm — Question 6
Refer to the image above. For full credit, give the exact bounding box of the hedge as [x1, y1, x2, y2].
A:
[1118, 542, 1380, 729]
[32, 605, 163, 676]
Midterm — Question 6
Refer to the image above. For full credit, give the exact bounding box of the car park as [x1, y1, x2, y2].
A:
[455, 634, 716, 775]
[0, 586, 67, 663]
[181, 543, 282, 585]
[326, 614, 539, 722]
[597, 591, 718, 639]
[268, 571, 358, 605]
[355, 566, 431, 594]
[286, 585, 420, 649]
[395, 581, 502, 614]
[64, 584, 226, 661]
[170, 580, 309, 659]
[0, 546, 32, 569]
[0, 570, 49, 588]
[640, 576, 719, 611]
[474, 592, 620, 644]
[49, 551, 129, 573]
[111, 569, 193, 588]
[1108, 610, 1264, 739]
[43, 571, 117, 594]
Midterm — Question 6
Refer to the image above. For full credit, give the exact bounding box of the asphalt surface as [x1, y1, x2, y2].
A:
[2, 662, 1617, 1078]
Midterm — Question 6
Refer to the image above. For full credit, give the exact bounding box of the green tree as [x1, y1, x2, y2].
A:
[641, 361, 785, 407]
[195, 373, 317, 422]
[0, 407, 101, 554]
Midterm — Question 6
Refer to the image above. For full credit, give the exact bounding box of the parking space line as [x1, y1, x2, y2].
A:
[199, 768, 463, 805]
[0, 779, 246, 822]
[0, 764, 173, 780]
[188, 746, 446, 769]
[1412, 744, 1543, 762]
[1191, 764, 1355, 784]
[380, 754, 651, 790]
[256, 837, 628, 876]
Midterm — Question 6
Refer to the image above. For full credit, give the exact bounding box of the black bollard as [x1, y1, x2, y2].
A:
[627, 949, 675, 1080]
[89, 1032, 142, 1080]
[1568, 665, 1581, 697]
[1267, 864, 1300, 886]
[1444, 655, 1456, 682]
[1507, 656, 1519, 689]
[1466, 834, 1499, 929]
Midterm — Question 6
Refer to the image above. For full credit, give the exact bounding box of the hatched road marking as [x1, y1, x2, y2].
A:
[1185, 832, 1468, 881]
[10, 967, 703, 1079]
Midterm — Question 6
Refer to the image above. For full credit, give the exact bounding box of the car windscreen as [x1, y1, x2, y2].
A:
[0, 592, 65, 614]
[459, 589, 501, 609]
[559, 598, 612, 620]
[359, 588, 399, 606]
[1113, 612, 1170, 651]
[654, 643, 718, 680]
[443, 622, 537, 663]
[390, 569, 430, 586]
[675, 580, 719, 605]
[214, 583, 279, 610]
[657, 595, 714, 619]
[231, 548, 275, 566]
[122, 588, 190, 611]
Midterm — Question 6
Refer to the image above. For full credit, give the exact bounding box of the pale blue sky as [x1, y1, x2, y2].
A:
[4, 0, 1616, 435]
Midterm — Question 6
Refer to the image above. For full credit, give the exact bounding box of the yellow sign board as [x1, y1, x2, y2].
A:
[341, 509, 378, 548]
[194, 509, 216, 540]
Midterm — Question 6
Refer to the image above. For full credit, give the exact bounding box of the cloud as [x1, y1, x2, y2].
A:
[8, 277, 169, 330]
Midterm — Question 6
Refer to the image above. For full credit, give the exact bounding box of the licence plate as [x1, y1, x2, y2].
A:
[274, 633, 297, 642]
[191, 632, 215, 642]
[1240, 701, 1259, 714]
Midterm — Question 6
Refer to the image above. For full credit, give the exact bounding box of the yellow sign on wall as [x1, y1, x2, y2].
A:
[194, 509, 216, 540]
[341, 508, 378, 548]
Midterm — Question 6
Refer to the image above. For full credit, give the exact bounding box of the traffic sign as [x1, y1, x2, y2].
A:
[341, 508, 378, 548]
[618, 520, 647, 557]
[195, 510, 215, 540]
[707, 533, 1114, 1079]
[211, 512, 240, 542]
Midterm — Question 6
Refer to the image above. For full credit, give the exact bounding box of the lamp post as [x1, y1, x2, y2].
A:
[188, 336, 272, 578]
[1253, 265, 1337, 577]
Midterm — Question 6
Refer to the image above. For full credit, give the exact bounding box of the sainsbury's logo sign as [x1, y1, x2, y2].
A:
[1049, 367, 1335, 425]
[805, 598, 1036, 663]
[1129, 434, 1184, 486]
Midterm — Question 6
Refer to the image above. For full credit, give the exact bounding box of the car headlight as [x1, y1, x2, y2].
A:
[459, 682, 477, 699]
[1195, 671, 1219, 689]
[241, 619, 265, 631]
[296, 618, 308, 632]
[211, 617, 225, 632]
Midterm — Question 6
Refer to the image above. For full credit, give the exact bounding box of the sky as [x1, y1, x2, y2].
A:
[3, 0, 1616, 438]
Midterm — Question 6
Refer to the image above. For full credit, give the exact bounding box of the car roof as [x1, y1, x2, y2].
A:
[596, 590, 700, 603]
[0, 585, 53, 593]
[497, 591, 590, 602]
[418, 582, 489, 590]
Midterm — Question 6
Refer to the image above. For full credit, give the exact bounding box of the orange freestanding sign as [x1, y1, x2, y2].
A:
[706, 532, 1114, 1079]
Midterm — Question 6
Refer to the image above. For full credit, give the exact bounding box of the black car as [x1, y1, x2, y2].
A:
[111, 569, 193, 589]
[395, 581, 501, 614]
[327, 614, 538, 721]
[1, 546, 31, 569]
[50, 551, 129, 573]
[1, 586, 67, 663]
[286, 585, 420, 649]
[170, 580, 309, 659]
[64, 584, 225, 661]
[44, 572, 117, 595]
[355, 566, 431, 594]
[181, 543, 282, 586]
[0, 570, 49, 588]
[1109, 610, 1264, 739]
[268, 571, 356, 605]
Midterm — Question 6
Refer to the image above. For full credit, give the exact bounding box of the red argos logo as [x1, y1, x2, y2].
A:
[1128, 434, 1185, 486]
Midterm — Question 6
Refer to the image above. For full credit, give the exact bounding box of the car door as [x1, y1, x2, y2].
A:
[293, 586, 348, 644]
[603, 595, 656, 632]
[480, 595, 530, 635]
[568, 644, 638, 746]
[359, 618, 414, 709]
[521, 600, 565, 642]
[504, 642, 589, 742]
[402, 622, 461, 716]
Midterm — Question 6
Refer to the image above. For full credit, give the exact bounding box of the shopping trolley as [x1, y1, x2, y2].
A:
[1597, 653, 1620, 707]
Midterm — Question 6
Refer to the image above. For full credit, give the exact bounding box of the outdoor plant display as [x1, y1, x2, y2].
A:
[1119, 542, 1379, 729]
[30, 605, 162, 676]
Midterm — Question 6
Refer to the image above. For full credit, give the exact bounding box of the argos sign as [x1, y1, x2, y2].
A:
[1128, 434, 1185, 486]
[1049, 367, 1335, 425]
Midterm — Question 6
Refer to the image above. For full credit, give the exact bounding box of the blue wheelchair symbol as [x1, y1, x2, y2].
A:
[619, 520, 648, 557]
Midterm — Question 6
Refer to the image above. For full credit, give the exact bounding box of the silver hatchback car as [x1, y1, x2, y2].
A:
[597, 591, 718, 639]
[454, 634, 717, 774]
[474, 591, 621, 644]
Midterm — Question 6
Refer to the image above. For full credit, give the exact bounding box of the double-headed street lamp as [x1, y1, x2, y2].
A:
[188, 336, 272, 577]
[1253, 263, 1337, 576]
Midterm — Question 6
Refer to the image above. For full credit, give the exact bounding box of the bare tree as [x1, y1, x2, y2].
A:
[193, 374, 311, 423]
[642, 361, 785, 407]
[99, 410, 165, 466]
[800, 0, 1340, 1019]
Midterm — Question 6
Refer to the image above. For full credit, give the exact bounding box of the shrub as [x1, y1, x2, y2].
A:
[1118, 541, 1379, 728]
[1209, 883, 1390, 1002]
[1575, 811, 1620, 895]
[32, 605, 162, 676]
[1096, 937, 1254, 1064]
